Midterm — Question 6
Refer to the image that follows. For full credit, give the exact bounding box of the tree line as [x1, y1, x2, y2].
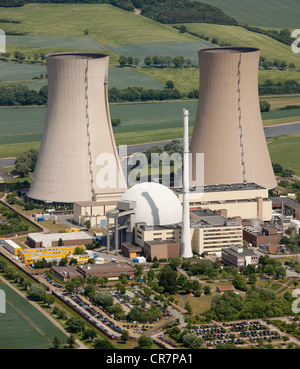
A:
[119, 54, 194, 68]
[0, 84, 48, 106]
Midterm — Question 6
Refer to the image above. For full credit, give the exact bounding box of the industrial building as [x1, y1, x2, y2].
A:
[243, 223, 282, 253]
[271, 197, 300, 220]
[190, 46, 276, 190]
[221, 245, 259, 269]
[3, 239, 21, 256]
[18, 245, 88, 264]
[76, 262, 136, 280]
[175, 182, 272, 222]
[28, 52, 126, 204]
[73, 200, 117, 228]
[26, 231, 93, 248]
[190, 209, 243, 256]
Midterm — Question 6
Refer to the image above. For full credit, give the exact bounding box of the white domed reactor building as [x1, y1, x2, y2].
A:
[119, 182, 182, 227]
[106, 182, 183, 257]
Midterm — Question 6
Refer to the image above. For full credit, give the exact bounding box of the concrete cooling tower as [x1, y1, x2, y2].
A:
[190, 46, 277, 190]
[28, 52, 127, 204]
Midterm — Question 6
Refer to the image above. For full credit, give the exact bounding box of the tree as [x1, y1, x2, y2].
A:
[66, 317, 85, 333]
[121, 329, 129, 343]
[178, 25, 187, 33]
[84, 220, 91, 230]
[138, 335, 152, 349]
[158, 265, 178, 294]
[260, 100, 270, 112]
[144, 55, 153, 67]
[93, 291, 113, 307]
[27, 283, 46, 301]
[52, 335, 61, 349]
[119, 55, 128, 67]
[43, 293, 55, 307]
[165, 80, 174, 89]
[94, 338, 114, 349]
[67, 334, 76, 349]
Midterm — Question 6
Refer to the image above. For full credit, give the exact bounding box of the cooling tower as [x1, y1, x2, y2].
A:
[28, 52, 127, 204]
[190, 47, 277, 190]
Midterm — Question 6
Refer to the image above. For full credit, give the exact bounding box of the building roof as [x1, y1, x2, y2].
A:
[27, 231, 93, 242]
[222, 245, 256, 257]
[270, 197, 300, 209]
[74, 200, 118, 207]
[175, 182, 265, 194]
[77, 262, 135, 275]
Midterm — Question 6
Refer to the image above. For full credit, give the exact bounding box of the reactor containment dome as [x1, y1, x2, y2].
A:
[28, 52, 127, 204]
[119, 182, 182, 227]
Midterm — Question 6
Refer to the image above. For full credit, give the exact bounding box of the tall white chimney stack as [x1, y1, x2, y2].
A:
[181, 108, 193, 258]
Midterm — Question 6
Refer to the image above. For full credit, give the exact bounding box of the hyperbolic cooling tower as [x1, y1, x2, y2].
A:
[190, 47, 277, 190]
[28, 52, 127, 203]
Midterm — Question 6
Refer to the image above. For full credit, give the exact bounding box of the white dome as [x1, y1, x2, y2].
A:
[119, 182, 182, 226]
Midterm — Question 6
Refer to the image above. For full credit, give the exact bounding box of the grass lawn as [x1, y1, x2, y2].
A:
[193, 0, 300, 28]
[267, 132, 300, 176]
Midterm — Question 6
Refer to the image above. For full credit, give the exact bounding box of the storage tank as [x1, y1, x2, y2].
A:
[190, 47, 277, 190]
[28, 52, 127, 204]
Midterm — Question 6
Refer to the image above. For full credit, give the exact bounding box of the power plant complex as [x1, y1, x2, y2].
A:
[27, 47, 282, 260]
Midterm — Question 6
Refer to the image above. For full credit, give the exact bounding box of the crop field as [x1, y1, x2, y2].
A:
[0, 282, 67, 349]
[1, 102, 300, 158]
[0, 61, 47, 82]
[0, 4, 196, 46]
[6, 35, 106, 51]
[267, 132, 300, 176]
[194, 0, 300, 28]
[178, 23, 300, 70]
[0, 62, 164, 89]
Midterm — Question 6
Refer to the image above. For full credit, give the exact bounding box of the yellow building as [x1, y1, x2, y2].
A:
[18, 245, 87, 264]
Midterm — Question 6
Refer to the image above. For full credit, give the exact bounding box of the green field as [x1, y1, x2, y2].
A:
[267, 132, 300, 176]
[194, 0, 300, 28]
[0, 4, 197, 46]
[0, 282, 67, 349]
[178, 23, 300, 70]
[0, 62, 164, 89]
[6, 35, 106, 51]
[1, 102, 300, 157]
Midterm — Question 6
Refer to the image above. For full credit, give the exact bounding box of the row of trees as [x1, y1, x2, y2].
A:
[0, 84, 48, 107]
[259, 56, 296, 71]
[258, 79, 300, 95]
[119, 54, 194, 69]
[1, 50, 46, 64]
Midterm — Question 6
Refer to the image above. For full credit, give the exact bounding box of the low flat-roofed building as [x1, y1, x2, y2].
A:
[51, 265, 82, 282]
[222, 245, 259, 269]
[144, 239, 180, 260]
[243, 222, 282, 251]
[121, 242, 143, 258]
[216, 285, 236, 294]
[270, 196, 300, 220]
[76, 262, 136, 280]
[175, 182, 272, 221]
[3, 239, 21, 255]
[73, 199, 119, 228]
[19, 245, 87, 264]
[27, 231, 93, 248]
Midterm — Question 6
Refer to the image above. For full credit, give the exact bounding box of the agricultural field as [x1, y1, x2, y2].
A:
[267, 132, 300, 176]
[194, 0, 300, 28]
[0, 4, 196, 46]
[0, 282, 68, 349]
[1, 101, 300, 158]
[177, 23, 300, 70]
